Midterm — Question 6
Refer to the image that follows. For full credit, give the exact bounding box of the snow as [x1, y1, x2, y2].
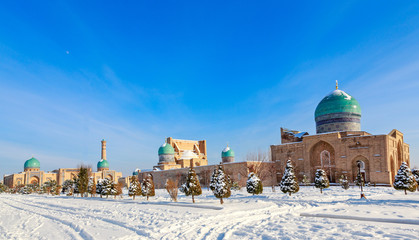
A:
[0, 187, 418, 239]
[327, 89, 352, 100]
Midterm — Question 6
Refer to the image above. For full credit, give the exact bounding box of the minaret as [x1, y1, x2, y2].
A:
[101, 139, 106, 160]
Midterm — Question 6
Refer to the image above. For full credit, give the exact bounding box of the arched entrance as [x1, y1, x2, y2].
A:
[30, 176, 40, 186]
[310, 141, 336, 182]
[351, 156, 370, 183]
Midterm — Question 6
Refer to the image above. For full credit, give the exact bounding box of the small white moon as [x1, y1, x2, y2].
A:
[66, 50, 70, 54]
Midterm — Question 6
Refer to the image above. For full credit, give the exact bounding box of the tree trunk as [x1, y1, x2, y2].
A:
[147, 195, 149, 201]
[192, 195, 195, 203]
[320, 188, 323, 194]
[289, 192, 291, 196]
[133, 195, 135, 200]
[220, 198, 224, 204]
[405, 189, 407, 195]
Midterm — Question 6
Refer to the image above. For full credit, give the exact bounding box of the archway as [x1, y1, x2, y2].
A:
[310, 141, 336, 182]
[30, 176, 40, 186]
[107, 174, 113, 181]
[351, 156, 370, 183]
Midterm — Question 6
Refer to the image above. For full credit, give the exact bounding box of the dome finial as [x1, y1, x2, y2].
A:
[335, 80, 338, 90]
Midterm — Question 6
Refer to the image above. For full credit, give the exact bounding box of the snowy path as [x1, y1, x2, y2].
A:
[0, 187, 418, 239]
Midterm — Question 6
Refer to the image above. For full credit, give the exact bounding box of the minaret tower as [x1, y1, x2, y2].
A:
[101, 139, 107, 160]
[98, 139, 109, 171]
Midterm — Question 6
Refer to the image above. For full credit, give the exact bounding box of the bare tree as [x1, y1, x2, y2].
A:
[245, 149, 277, 191]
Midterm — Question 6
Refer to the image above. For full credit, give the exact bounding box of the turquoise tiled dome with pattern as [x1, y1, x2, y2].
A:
[315, 88, 361, 134]
[221, 146, 235, 158]
[158, 143, 175, 155]
[97, 159, 109, 169]
[24, 157, 40, 169]
[315, 90, 361, 118]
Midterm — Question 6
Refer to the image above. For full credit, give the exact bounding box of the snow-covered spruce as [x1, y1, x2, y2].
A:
[339, 175, 350, 190]
[96, 179, 104, 197]
[180, 167, 202, 203]
[412, 169, 419, 190]
[279, 159, 299, 196]
[314, 169, 329, 194]
[101, 178, 117, 198]
[128, 176, 142, 200]
[393, 162, 418, 195]
[141, 174, 155, 200]
[210, 165, 231, 204]
[87, 177, 96, 197]
[246, 172, 263, 195]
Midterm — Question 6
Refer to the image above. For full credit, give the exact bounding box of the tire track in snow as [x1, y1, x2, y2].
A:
[2, 200, 93, 240]
[8, 197, 151, 238]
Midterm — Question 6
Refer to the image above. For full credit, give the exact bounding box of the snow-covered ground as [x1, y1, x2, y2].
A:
[1, 186, 418, 239]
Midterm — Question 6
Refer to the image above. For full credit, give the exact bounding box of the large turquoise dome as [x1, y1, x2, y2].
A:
[24, 157, 40, 169]
[315, 90, 361, 118]
[221, 147, 235, 158]
[158, 143, 175, 155]
[315, 89, 361, 134]
[97, 159, 109, 169]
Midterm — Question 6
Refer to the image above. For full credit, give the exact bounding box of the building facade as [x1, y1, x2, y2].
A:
[3, 139, 122, 188]
[271, 85, 409, 185]
[155, 137, 208, 170]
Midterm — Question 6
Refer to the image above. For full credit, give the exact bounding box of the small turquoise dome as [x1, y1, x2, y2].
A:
[97, 159, 109, 169]
[132, 169, 140, 175]
[222, 146, 235, 158]
[24, 157, 40, 169]
[315, 90, 361, 118]
[158, 143, 175, 155]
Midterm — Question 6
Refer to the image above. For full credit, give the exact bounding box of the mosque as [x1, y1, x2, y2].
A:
[138, 82, 410, 188]
[3, 140, 122, 188]
[271, 83, 410, 184]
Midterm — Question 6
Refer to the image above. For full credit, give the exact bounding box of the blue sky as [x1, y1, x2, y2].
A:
[1, 1, 419, 177]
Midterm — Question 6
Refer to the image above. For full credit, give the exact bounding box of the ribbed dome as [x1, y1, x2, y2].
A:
[222, 146, 235, 158]
[97, 159, 109, 169]
[24, 157, 40, 169]
[315, 90, 361, 118]
[158, 143, 175, 155]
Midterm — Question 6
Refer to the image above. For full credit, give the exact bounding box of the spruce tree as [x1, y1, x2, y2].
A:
[62, 179, 73, 194]
[77, 166, 89, 197]
[210, 165, 231, 204]
[314, 169, 329, 194]
[96, 179, 104, 198]
[394, 162, 418, 195]
[181, 167, 202, 203]
[87, 177, 96, 197]
[128, 176, 142, 200]
[141, 174, 155, 200]
[279, 159, 299, 196]
[101, 178, 116, 198]
[339, 175, 350, 190]
[412, 169, 419, 190]
[246, 172, 263, 195]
